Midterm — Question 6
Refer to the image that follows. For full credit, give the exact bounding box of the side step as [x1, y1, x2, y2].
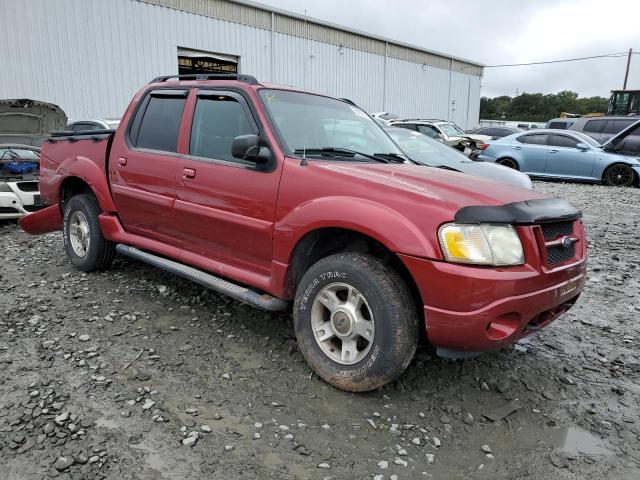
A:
[115, 244, 288, 311]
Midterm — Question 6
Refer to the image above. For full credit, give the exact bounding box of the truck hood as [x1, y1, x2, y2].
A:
[0, 99, 67, 147]
[317, 162, 547, 213]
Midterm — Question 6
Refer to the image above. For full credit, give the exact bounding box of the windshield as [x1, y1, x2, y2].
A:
[386, 128, 469, 168]
[0, 148, 40, 161]
[438, 123, 465, 137]
[259, 90, 403, 159]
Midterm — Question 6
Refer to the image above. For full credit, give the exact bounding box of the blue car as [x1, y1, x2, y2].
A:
[477, 127, 640, 187]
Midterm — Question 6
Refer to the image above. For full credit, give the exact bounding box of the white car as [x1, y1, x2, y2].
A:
[0, 145, 44, 219]
[0, 99, 67, 219]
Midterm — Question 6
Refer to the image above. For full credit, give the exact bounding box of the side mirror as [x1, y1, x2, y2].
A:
[231, 134, 271, 163]
[437, 133, 445, 140]
[575, 142, 589, 151]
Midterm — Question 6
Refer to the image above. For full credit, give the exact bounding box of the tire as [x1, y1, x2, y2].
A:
[293, 253, 419, 392]
[497, 158, 519, 170]
[603, 163, 636, 187]
[63, 194, 116, 272]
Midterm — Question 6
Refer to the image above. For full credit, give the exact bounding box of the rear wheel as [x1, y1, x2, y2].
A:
[603, 163, 635, 187]
[497, 157, 519, 170]
[63, 194, 116, 271]
[293, 253, 419, 392]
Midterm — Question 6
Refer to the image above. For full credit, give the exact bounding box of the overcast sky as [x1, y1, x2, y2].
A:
[257, 0, 640, 99]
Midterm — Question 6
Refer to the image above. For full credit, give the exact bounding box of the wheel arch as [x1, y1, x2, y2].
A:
[56, 156, 117, 213]
[286, 226, 424, 317]
[496, 156, 520, 170]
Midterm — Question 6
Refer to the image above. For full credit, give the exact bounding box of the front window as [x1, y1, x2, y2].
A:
[386, 128, 469, 168]
[259, 89, 403, 159]
[438, 123, 465, 137]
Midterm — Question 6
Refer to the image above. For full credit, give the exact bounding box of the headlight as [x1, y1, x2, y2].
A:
[438, 223, 524, 266]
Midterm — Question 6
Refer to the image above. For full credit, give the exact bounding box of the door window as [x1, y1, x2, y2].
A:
[549, 135, 579, 148]
[517, 134, 548, 145]
[189, 94, 255, 162]
[417, 125, 441, 139]
[548, 121, 568, 130]
[603, 119, 635, 134]
[582, 119, 605, 133]
[131, 91, 187, 152]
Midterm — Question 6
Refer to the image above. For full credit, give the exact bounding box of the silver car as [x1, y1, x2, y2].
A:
[385, 127, 533, 190]
[568, 116, 638, 145]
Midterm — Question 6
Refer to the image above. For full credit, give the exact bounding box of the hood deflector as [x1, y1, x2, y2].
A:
[454, 198, 581, 225]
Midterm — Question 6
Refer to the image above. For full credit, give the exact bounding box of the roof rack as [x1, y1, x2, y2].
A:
[394, 118, 447, 123]
[149, 74, 259, 85]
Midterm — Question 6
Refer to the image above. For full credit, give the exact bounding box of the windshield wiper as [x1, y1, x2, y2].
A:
[373, 152, 409, 163]
[431, 164, 460, 172]
[294, 147, 391, 163]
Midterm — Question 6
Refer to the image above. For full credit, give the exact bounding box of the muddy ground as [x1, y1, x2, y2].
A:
[1, 181, 639, 480]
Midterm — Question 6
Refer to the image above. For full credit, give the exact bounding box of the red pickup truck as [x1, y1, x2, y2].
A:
[20, 74, 587, 392]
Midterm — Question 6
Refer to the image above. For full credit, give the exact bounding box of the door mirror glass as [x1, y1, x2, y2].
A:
[231, 134, 271, 163]
[575, 142, 589, 151]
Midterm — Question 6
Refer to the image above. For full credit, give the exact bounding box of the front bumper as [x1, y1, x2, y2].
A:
[0, 181, 43, 219]
[399, 252, 586, 352]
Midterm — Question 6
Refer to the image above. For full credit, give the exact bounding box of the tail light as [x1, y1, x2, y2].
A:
[478, 143, 490, 150]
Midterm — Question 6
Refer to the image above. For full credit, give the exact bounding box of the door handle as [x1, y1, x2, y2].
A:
[513, 146, 522, 150]
[117, 157, 127, 166]
[549, 149, 558, 153]
[182, 168, 196, 179]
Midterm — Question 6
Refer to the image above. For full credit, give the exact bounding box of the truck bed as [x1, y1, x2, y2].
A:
[38, 129, 115, 206]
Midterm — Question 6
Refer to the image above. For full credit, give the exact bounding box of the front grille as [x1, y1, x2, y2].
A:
[541, 221, 573, 241]
[546, 243, 576, 265]
[537, 221, 579, 266]
[24, 205, 44, 212]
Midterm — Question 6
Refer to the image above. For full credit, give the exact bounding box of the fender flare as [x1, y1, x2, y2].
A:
[56, 155, 117, 212]
[273, 196, 438, 263]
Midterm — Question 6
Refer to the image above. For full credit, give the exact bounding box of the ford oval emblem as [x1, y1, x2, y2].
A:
[561, 236, 573, 249]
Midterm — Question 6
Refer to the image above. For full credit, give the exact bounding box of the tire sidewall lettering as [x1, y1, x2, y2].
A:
[298, 271, 347, 311]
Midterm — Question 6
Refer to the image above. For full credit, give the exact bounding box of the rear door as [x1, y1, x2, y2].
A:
[172, 89, 281, 275]
[109, 89, 188, 245]
[512, 133, 548, 174]
[545, 134, 595, 179]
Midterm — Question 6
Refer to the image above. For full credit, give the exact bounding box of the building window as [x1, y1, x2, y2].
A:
[177, 47, 238, 75]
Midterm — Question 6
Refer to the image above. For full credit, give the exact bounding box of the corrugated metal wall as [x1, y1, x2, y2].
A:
[0, 0, 483, 129]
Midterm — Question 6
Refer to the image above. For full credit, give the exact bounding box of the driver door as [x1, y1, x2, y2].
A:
[172, 89, 282, 275]
[544, 134, 595, 178]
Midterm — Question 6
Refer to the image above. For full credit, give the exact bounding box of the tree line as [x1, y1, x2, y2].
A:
[480, 90, 609, 122]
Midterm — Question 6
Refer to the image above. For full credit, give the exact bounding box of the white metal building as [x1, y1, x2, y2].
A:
[0, 0, 484, 129]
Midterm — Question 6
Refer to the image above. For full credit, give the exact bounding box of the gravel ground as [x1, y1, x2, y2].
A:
[1, 181, 640, 480]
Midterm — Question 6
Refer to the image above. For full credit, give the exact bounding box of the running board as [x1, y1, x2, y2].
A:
[115, 244, 288, 311]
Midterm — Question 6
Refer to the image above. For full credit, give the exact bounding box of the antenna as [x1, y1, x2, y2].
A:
[301, 9, 309, 166]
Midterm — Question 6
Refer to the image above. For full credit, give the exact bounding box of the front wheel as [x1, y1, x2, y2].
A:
[603, 163, 636, 187]
[63, 194, 116, 272]
[293, 253, 419, 392]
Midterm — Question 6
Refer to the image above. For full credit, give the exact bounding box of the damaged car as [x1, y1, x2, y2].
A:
[0, 99, 67, 219]
[391, 119, 491, 158]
